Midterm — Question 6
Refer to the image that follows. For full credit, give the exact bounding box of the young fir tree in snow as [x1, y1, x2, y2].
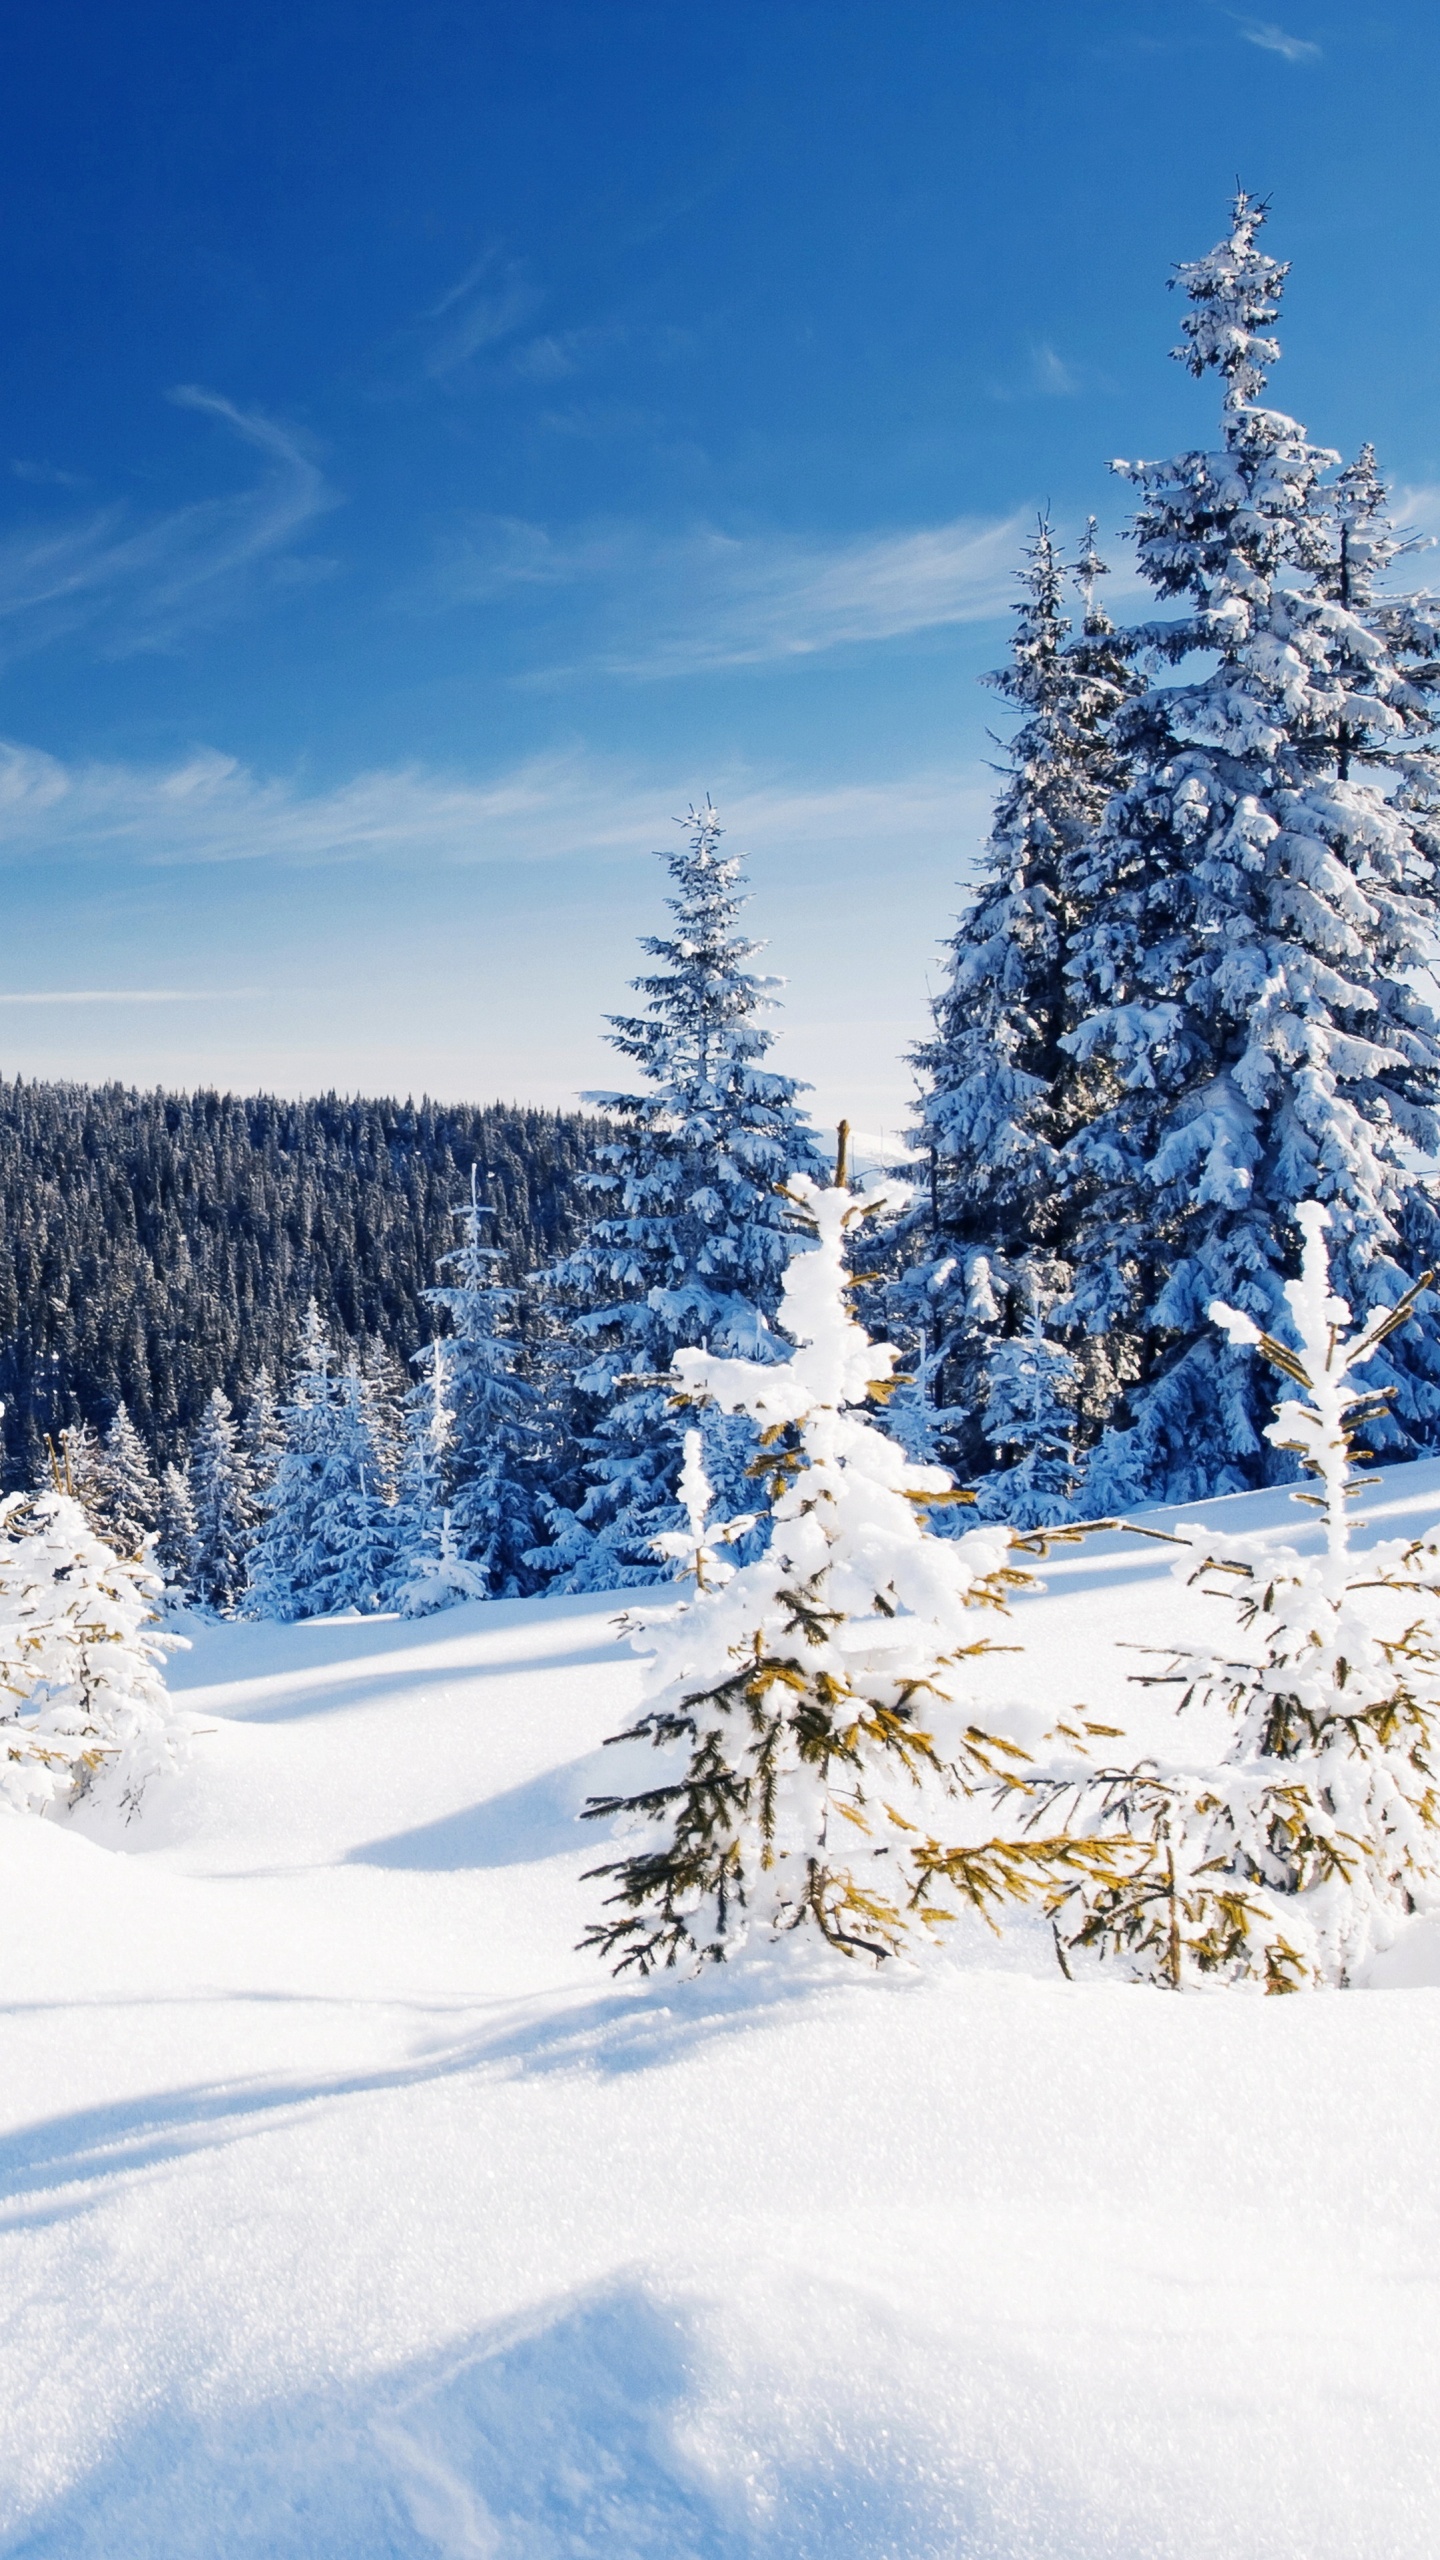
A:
[1046, 1205, 1440, 1989]
[247, 1307, 395, 1620]
[1062, 193, 1440, 1508]
[539, 800, 825, 1592]
[425, 1174, 541, 1598]
[91, 1405, 161, 1556]
[385, 1342, 487, 1615]
[900, 520, 1134, 1483]
[582, 1151, 1103, 1972]
[154, 1461, 199, 1597]
[0, 1491, 186, 1822]
[189, 1387, 252, 1615]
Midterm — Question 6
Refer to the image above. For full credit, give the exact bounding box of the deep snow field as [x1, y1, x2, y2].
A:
[4, 1469, 1440, 2559]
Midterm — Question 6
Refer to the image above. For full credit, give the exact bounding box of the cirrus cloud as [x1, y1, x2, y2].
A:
[0, 735, 989, 876]
[0, 389, 337, 662]
[427, 506, 1032, 675]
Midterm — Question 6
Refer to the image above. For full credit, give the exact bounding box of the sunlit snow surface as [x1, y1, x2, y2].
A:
[4, 1468, 1440, 2556]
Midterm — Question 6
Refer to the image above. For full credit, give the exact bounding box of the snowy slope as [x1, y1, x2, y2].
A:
[3, 1470, 1440, 2557]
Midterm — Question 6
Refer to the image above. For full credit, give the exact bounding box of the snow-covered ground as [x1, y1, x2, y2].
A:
[4, 1468, 1440, 2557]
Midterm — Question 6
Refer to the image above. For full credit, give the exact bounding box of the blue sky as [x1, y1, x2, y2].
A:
[1, 0, 1437, 1135]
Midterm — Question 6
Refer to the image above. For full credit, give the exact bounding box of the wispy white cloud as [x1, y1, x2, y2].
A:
[655, 515, 1029, 668]
[1029, 342, 1081, 397]
[426, 507, 1030, 673]
[0, 987, 260, 1003]
[1234, 16, 1321, 61]
[367, 250, 554, 394]
[1387, 484, 1440, 553]
[11, 459, 90, 491]
[0, 736, 988, 874]
[420, 253, 544, 379]
[0, 390, 336, 660]
[984, 337, 1111, 405]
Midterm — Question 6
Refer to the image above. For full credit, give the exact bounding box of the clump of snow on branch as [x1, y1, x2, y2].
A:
[648, 1428, 754, 1591]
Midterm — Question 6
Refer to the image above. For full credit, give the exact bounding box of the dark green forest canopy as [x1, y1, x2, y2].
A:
[0, 1079, 600, 1485]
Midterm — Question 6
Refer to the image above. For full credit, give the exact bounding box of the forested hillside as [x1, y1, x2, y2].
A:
[0, 1080, 597, 1487]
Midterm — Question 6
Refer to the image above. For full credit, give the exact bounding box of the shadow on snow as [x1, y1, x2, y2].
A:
[6, 2277, 995, 2560]
[0, 1968, 836, 2233]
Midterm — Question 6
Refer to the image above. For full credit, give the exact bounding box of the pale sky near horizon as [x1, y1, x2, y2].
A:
[1, 1, 1438, 1136]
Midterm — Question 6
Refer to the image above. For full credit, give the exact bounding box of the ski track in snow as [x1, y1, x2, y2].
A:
[4, 1472, 1440, 2556]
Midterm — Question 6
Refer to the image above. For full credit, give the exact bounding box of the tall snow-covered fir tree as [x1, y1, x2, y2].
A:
[154, 1461, 199, 1597]
[91, 1405, 161, 1556]
[247, 1306, 396, 1621]
[189, 1387, 252, 1615]
[425, 1174, 542, 1597]
[1061, 192, 1440, 1507]
[241, 1366, 284, 1516]
[538, 800, 825, 1591]
[384, 1341, 489, 1615]
[900, 520, 1133, 1483]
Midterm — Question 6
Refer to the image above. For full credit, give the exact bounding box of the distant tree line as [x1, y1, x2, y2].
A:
[0, 1081, 598, 1489]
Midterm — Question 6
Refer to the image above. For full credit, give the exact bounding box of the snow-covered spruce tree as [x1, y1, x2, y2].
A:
[0, 1491, 186, 1822]
[1063, 193, 1440, 1509]
[246, 1307, 337, 1619]
[425, 1173, 541, 1597]
[385, 1342, 488, 1615]
[582, 1160, 1103, 1972]
[241, 1365, 284, 1518]
[972, 1275, 1082, 1529]
[248, 1306, 395, 1620]
[360, 1342, 408, 1504]
[91, 1405, 161, 1556]
[155, 1460, 199, 1598]
[899, 520, 1134, 1482]
[539, 800, 825, 1592]
[189, 1387, 251, 1614]
[1046, 1205, 1440, 1989]
[327, 1363, 400, 1609]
